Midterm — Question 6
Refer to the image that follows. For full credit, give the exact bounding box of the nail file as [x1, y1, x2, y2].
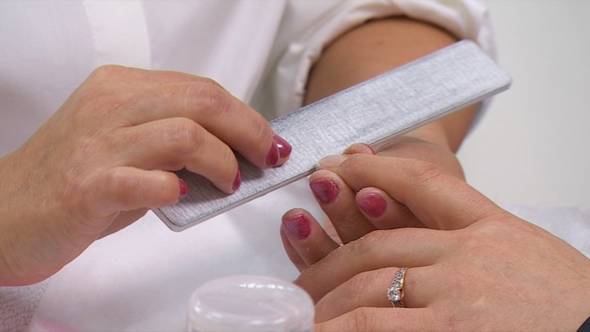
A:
[155, 41, 511, 231]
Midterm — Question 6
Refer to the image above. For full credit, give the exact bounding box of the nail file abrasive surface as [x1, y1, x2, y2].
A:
[155, 41, 511, 231]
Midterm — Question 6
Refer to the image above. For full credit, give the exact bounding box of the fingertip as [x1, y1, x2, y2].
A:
[355, 188, 387, 219]
[179, 178, 188, 198]
[316, 155, 346, 169]
[265, 139, 280, 167]
[343, 143, 375, 155]
[274, 134, 292, 165]
[282, 208, 308, 221]
[309, 169, 338, 182]
[282, 212, 311, 240]
[280, 226, 308, 271]
[309, 176, 340, 205]
[231, 169, 241, 192]
[152, 171, 183, 206]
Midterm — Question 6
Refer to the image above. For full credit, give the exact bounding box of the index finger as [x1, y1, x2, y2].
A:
[97, 68, 290, 169]
[321, 154, 502, 230]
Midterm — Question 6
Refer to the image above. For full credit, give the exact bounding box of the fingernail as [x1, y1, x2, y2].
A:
[266, 140, 279, 167]
[232, 169, 241, 191]
[273, 134, 292, 159]
[357, 192, 387, 218]
[179, 179, 188, 197]
[310, 179, 339, 204]
[282, 214, 311, 240]
[317, 155, 346, 169]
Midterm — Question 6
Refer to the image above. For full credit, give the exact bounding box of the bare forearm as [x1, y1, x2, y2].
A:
[305, 17, 477, 152]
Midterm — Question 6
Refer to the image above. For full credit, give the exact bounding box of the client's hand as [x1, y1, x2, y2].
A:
[283, 155, 590, 331]
[0, 66, 291, 285]
[301, 126, 465, 246]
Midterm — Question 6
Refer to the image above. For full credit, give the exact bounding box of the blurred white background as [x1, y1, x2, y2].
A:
[459, 0, 590, 208]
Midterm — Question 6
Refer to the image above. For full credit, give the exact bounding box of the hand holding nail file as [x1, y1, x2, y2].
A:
[155, 40, 511, 231]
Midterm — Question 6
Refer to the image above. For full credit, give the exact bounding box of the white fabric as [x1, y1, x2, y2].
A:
[503, 205, 590, 258]
[0, 0, 513, 331]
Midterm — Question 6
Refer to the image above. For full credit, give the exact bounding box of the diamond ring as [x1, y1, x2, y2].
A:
[387, 267, 408, 307]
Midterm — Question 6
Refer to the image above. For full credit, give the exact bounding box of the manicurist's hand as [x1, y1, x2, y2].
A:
[0, 66, 291, 285]
[282, 155, 590, 331]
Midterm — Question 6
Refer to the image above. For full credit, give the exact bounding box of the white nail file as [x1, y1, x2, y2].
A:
[155, 41, 511, 231]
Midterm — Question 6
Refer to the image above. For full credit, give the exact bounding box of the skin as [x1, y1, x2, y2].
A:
[282, 153, 590, 331]
[0, 16, 463, 286]
[0, 66, 292, 286]
[305, 17, 477, 153]
[301, 17, 477, 244]
[280, 17, 590, 330]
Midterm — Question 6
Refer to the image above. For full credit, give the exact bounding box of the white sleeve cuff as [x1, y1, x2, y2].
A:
[259, 0, 496, 125]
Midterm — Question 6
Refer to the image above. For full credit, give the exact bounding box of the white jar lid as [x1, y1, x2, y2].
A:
[187, 275, 314, 332]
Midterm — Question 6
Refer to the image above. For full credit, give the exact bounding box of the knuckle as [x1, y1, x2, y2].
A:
[350, 307, 373, 331]
[346, 271, 373, 301]
[219, 144, 237, 168]
[191, 79, 231, 115]
[168, 119, 204, 155]
[62, 175, 88, 218]
[361, 229, 390, 247]
[90, 64, 127, 82]
[467, 213, 513, 239]
[410, 160, 443, 185]
[347, 230, 386, 257]
[106, 169, 134, 202]
[152, 173, 178, 204]
[339, 154, 368, 174]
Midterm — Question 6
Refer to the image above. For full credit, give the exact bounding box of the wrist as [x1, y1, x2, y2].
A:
[401, 121, 451, 149]
[379, 122, 465, 179]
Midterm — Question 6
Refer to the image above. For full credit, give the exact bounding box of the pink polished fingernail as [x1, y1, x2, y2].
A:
[310, 179, 339, 204]
[232, 169, 241, 191]
[179, 179, 188, 197]
[358, 192, 387, 218]
[266, 140, 279, 167]
[273, 134, 292, 159]
[283, 214, 311, 240]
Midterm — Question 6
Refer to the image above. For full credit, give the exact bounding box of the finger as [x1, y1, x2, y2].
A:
[322, 154, 501, 229]
[116, 117, 240, 193]
[355, 187, 422, 229]
[315, 266, 433, 322]
[82, 167, 180, 225]
[321, 218, 343, 245]
[281, 209, 339, 268]
[315, 307, 436, 332]
[124, 79, 290, 168]
[309, 170, 375, 243]
[280, 229, 307, 271]
[296, 228, 450, 302]
[343, 143, 375, 155]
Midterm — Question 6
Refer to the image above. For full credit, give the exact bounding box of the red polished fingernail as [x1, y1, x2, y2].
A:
[232, 169, 241, 191]
[310, 179, 339, 204]
[358, 192, 387, 218]
[273, 134, 292, 159]
[283, 214, 311, 240]
[179, 179, 188, 197]
[266, 140, 279, 167]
